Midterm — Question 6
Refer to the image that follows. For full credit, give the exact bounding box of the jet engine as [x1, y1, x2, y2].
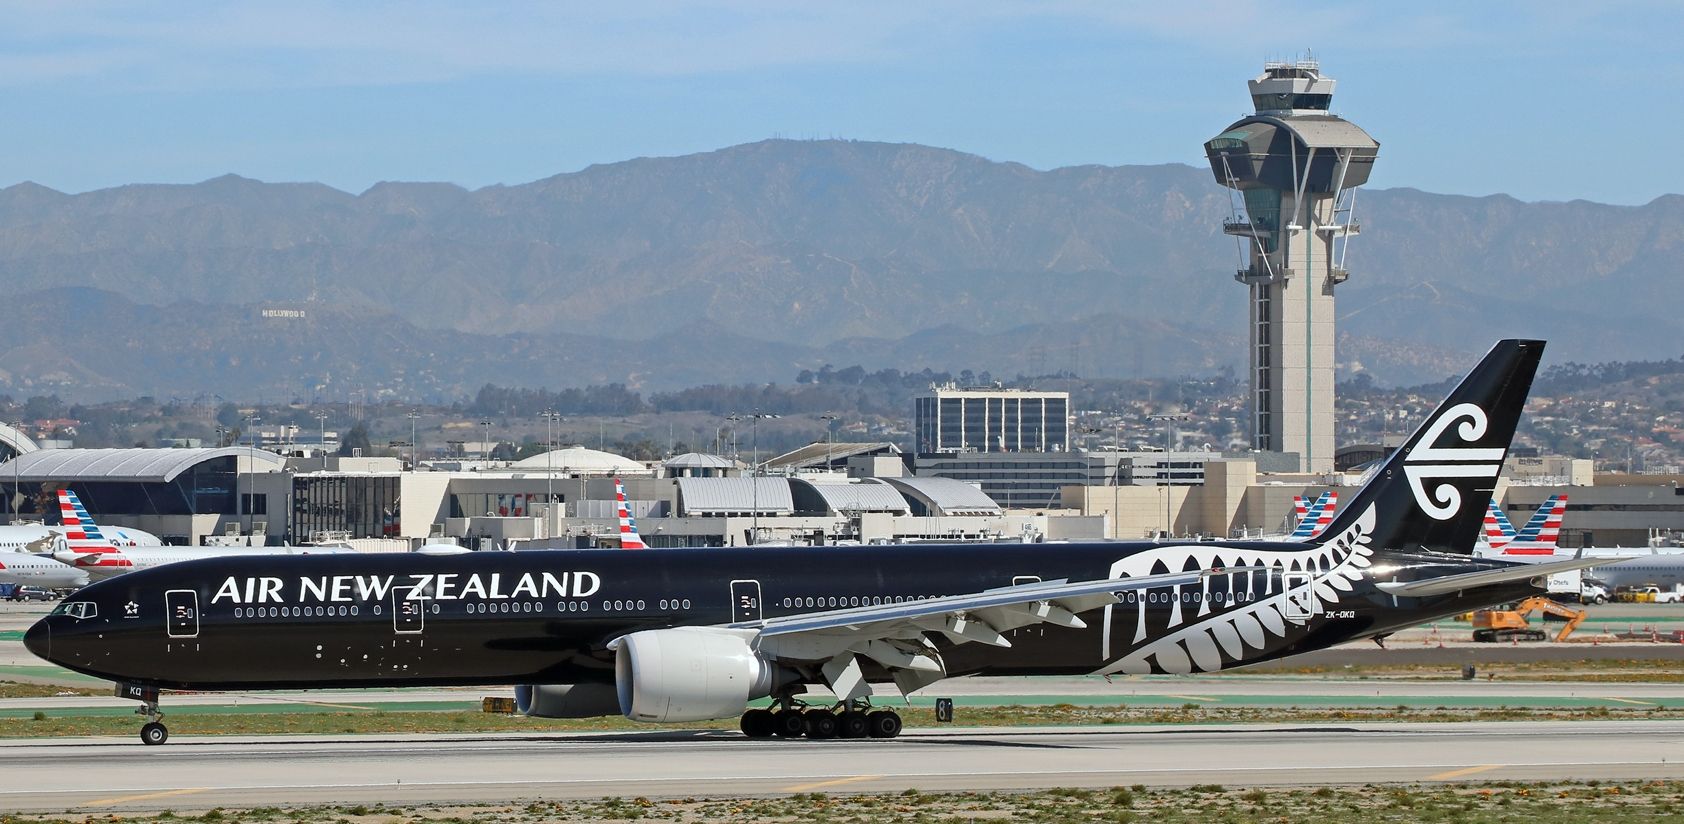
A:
[612, 627, 786, 722]
[513, 683, 621, 719]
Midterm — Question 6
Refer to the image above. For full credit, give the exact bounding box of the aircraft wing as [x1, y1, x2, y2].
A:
[726, 566, 1250, 698]
[1375, 554, 1603, 598]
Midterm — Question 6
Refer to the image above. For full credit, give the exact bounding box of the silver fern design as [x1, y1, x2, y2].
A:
[1094, 504, 1377, 675]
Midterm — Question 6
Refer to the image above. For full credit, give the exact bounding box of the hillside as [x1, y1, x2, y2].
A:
[0, 140, 1678, 399]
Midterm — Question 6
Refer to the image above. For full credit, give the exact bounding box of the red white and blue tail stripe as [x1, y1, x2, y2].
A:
[56, 489, 133, 568]
[1288, 491, 1336, 540]
[1493, 494, 1568, 556]
[615, 477, 647, 550]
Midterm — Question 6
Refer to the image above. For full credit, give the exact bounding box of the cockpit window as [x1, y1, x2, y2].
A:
[52, 602, 97, 619]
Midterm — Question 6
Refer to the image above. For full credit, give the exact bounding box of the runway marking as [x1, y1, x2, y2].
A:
[1161, 694, 1218, 703]
[1602, 697, 1655, 706]
[782, 775, 883, 793]
[83, 788, 206, 807]
[1428, 765, 1503, 781]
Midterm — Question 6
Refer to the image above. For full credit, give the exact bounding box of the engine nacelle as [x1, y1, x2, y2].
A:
[513, 683, 622, 719]
[612, 627, 779, 722]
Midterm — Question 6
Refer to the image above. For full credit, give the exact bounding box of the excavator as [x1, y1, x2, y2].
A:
[1471, 596, 1586, 642]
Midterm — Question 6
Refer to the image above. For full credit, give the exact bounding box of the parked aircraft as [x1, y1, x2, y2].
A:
[1288, 491, 1336, 540]
[26, 340, 1601, 746]
[615, 478, 647, 549]
[0, 551, 87, 589]
[52, 490, 356, 581]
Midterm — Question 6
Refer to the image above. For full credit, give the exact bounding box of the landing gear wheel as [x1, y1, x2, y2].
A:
[837, 710, 870, 739]
[772, 710, 806, 738]
[140, 722, 169, 746]
[740, 709, 776, 738]
[867, 710, 902, 739]
[803, 710, 838, 740]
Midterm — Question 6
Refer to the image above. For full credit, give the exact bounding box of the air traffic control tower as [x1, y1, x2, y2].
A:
[1204, 59, 1378, 474]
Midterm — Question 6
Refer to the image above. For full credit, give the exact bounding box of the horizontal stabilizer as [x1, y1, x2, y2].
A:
[1376, 554, 1603, 598]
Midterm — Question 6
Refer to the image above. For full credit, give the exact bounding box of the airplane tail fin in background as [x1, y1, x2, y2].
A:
[1496, 493, 1569, 556]
[57, 489, 116, 553]
[615, 478, 647, 550]
[1288, 491, 1335, 540]
[1313, 340, 1545, 555]
[1484, 498, 1516, 548]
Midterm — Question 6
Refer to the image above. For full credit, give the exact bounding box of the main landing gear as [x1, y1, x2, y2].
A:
[116, 683, 169, 745]
[739, 697, 902, 740]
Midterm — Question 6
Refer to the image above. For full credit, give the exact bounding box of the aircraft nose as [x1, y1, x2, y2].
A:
[23, 619, 50, 662]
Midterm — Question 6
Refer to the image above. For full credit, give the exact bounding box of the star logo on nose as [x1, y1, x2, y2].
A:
[124, 601, 139, 617]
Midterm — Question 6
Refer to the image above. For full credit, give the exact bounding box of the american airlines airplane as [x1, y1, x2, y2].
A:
[0, 551, 87, 589]
[1473, 493, 1684, 589]
[25, 340, 1603, 746]
[52, 490, 357, 581]
[1287, 491, 1336, 540]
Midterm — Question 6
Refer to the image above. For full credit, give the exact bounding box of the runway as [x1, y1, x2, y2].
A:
[2, 720, 1682, 811]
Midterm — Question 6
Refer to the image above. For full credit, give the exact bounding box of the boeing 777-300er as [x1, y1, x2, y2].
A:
[26, 340, 1606, 746]
[52, 489, 356, 579]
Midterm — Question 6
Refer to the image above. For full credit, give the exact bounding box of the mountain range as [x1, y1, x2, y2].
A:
[0, 139, 1678, 400]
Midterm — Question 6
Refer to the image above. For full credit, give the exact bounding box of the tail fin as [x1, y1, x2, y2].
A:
[1313, 339, 1544, 554]
[614, 478, 647, 550]
[1495, 493, 1569, 556]
[1313, 491, 1337, 538]
[57, 489, 116, 553]
[1483, 498, 1516, 548]
[1288, 491, 1335, 540]
[1288, 493, 1316, 539]
[1514, 493, 1567, 544]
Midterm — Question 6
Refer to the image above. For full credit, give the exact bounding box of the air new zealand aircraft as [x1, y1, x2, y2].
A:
[26, 339, 1598, 745]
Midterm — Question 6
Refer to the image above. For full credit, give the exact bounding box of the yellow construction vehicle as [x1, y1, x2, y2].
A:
[1470, 596, 1586, 643]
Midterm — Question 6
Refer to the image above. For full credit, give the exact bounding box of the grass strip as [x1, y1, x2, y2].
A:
[3, 780, 1684, 822]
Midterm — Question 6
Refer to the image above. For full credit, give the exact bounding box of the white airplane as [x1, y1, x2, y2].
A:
[52, 490, 357, 581]
[0, 550, 88, 589]
[1471, 493, 1684, 589]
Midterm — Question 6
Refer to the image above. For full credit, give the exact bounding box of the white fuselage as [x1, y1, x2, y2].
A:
[72, 544, 360, 582]
[0, 553, 89, 588]
[1471, 545, 1684, 590]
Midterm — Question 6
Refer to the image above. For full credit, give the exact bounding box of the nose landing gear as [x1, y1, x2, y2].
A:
[116, 683, 169, 745]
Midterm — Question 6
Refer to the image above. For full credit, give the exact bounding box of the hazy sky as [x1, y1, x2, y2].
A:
[4, 1, 1680, 204]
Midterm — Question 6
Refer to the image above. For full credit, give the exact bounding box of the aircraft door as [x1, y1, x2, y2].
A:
[1281, 572, 1314, 621]
[730, 580, 762, 623]
[393, 590, 425, 634]
[165, 590, 199, 638]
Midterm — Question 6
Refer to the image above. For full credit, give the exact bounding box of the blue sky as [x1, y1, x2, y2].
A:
[3, 1, 1680, 204]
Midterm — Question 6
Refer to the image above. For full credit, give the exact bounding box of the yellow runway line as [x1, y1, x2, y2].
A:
[1602, 697, 1655, 706]
[1161, 694, 1218, 702]
[83, 787, 207, 807]
[782, 775, 883, 793]
[1428, 764, 1504, 781]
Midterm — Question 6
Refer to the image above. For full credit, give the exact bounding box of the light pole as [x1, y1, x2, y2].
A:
[540, 410, 561, 523]
[244, 414, 262, 538]
[480, 420, 493, 461]
[406, 412, 420, 469]
[1147, 414, 1190, 539]
[748, 412, 779, 544]
[725, 414, 743, 463]
[819, 414, 839, 470]
[314, 413, 328, 457]
[9, 421, 21, 524]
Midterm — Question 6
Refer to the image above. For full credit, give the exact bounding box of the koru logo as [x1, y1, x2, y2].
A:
[1402, 403, 1504, 521]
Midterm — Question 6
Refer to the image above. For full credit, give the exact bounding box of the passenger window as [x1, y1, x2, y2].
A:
[636, 600, 645, 610]
[681, 599, 690, 609]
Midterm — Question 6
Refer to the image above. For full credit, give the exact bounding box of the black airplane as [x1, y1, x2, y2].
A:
[26, 339, 1597, 746]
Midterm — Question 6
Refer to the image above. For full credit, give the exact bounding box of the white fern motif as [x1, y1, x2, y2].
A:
[1094, 504, 1376, 675]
